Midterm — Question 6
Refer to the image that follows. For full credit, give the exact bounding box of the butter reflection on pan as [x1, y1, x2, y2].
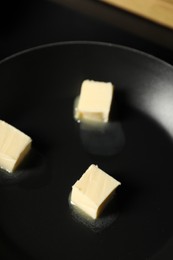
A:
[79, 120, 125, 156]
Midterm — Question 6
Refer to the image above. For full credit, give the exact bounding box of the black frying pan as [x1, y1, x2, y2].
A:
[0, 42, 173, 260]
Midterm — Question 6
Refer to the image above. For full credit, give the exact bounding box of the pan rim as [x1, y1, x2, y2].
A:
[0, 40, 172, 70]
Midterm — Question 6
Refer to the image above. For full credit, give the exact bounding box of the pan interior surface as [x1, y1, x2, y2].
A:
[0, 42, 173, 260]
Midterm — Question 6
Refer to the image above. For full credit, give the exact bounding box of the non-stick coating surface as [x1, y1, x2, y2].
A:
[0, 42, 173, 260]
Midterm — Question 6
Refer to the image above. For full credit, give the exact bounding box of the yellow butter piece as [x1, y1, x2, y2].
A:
[75, 80, 114, 123]
[0, 120, 32, 172]
[71, 164, 121, 219]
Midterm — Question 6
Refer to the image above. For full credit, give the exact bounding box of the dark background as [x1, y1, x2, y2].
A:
[0, 0, 173, 65]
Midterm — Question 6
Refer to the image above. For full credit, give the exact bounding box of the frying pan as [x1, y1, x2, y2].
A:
[0, 41, 173, 260]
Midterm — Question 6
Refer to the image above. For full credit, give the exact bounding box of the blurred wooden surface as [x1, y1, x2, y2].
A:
[102, 0, 173, 29]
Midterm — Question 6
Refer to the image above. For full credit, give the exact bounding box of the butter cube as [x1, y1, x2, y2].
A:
[75, 80, 114, 122]
[0, 120, 32, 172]
[71, 164, 121, 219]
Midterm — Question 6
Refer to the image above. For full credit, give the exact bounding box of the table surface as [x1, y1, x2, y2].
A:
[102, 0, 173, 30]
